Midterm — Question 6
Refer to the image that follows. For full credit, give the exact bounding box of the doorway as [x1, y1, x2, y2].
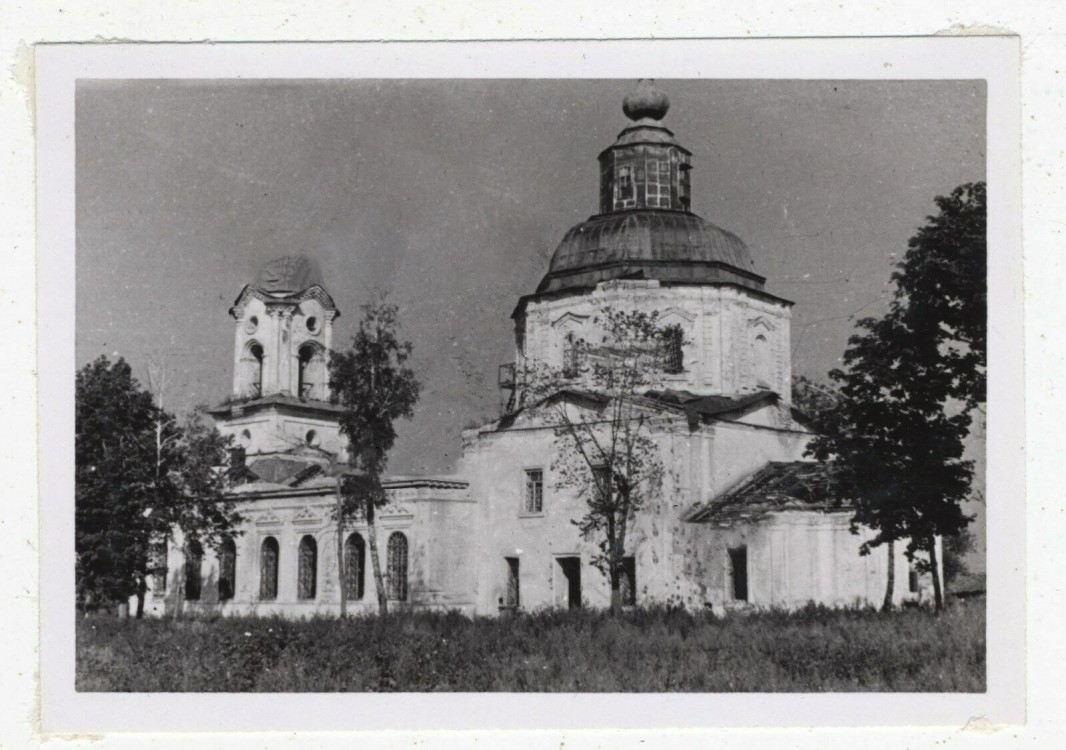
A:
[556, 556, 582, 609]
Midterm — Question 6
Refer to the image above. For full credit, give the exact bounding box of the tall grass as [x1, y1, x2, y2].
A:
[76, 599, 985, 692]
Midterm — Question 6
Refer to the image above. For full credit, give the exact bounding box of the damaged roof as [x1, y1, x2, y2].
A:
[643, 388, 779, 428]
[686, 460, 846, 525]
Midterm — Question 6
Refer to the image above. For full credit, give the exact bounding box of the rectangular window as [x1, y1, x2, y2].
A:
[729, 546, 748, 602]
[615, 165, 636, 209]
[505, 557, 520, 608]
[523, 469, 544, 514]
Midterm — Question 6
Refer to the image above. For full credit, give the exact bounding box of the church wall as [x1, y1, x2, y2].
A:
[679, 514, 940, 612]
[520, 280, 792, 401]
[143, 484, 477, 618]
[215, 405, 346, 459]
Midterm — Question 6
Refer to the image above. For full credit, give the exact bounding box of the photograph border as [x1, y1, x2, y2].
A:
[36, 37, 1023, 733]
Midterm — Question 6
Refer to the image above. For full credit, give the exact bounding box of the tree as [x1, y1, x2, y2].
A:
[522, 307, 670, 616]
[328, 300, 421, 615]
[76, 356, 158, 612]
[75, 356, 242, 616]
[806, 182, 985, 612]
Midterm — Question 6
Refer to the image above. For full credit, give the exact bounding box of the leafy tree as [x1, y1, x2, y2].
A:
[76, 356, 158, 612]
[75, 356, 242, 616]
[806, 182, 985, 612]
[522, 307, 670, 616]
[329, 300, 421, 615]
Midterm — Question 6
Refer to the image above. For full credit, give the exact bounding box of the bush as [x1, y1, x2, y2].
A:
[76, 600, 985, 692]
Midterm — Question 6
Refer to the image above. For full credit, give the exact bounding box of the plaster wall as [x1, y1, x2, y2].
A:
[519, 280, 792, 400]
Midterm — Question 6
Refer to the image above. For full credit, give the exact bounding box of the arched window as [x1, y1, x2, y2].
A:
[343, 533, 366, 601]
[753, 334, 772, 388]
[297, 535, 317, 600]
[387, 532, 409, 602]
[243, 341, 265, 398]
[218, 535, 236, 601]
[297, 344, 320, 399]
[184, 540, 203, 601]
[259, 537, 279, 601]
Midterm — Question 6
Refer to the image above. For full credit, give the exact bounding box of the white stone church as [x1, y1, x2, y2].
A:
[146, 82, 936, 618]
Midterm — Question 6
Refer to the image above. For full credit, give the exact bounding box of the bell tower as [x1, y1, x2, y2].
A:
[209, 255, 347, 462]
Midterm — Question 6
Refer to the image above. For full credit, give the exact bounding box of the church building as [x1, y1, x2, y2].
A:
[146, 81, 935, 618]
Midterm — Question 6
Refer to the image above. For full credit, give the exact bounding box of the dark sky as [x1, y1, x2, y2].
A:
[76, 78, 986, 475]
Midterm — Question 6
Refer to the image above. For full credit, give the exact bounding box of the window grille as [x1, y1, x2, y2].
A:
[184, 540, 203, 601]
[615, 165, 636, 209]
[218, 535, 236, 601]
[343, 533, 366, 600]
[660, 325, 684, 374]
[524, 469, 544, 514]
[297, 535, 317, 600]
[387, 532, 409, 601]
[259, 537, 279, 601]
[505, 557, 520, 608]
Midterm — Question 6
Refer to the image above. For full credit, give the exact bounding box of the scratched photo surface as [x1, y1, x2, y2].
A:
[74, 78, 987, 692]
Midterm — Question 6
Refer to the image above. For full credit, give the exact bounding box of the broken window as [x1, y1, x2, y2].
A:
[297, 535, 317, 600]
[660, 324, 684, 374]
[505, 557, 520, 609]
[184, 540, 203, 601]
[387, 532, 409, 601]
[523, 469, 544, 514]
[218, 535, 236, 601]
[729, 546, 748, 602]
[259, 536, 279, 601]
[344, 532, 366, 600]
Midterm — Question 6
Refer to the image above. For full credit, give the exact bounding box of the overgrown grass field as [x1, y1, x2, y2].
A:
[76, 599, 985, 692]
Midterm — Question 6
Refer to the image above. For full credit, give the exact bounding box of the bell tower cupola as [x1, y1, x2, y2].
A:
[598, 79, 693, 214]
[228, 254, 339, 402]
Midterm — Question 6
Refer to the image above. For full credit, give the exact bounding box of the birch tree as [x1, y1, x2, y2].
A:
[328, 300, 421, 615]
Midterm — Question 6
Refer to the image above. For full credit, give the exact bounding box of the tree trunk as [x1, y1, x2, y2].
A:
[609, 565, 622, 617]
[337, 494, 347, 619]
[135, 577, 147, 619]
[881, 540, 896, 612]
[928, 536, 944, 613]
[366, 501, 388, 614]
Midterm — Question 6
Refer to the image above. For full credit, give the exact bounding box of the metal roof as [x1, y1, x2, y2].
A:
[536, 210, 764, 296]
[686, 461, 846, 525]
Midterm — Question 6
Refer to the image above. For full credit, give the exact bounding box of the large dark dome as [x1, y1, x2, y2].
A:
[535, 210, 765, 295]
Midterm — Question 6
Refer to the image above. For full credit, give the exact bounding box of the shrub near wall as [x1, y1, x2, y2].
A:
[76, 601, 985, 693]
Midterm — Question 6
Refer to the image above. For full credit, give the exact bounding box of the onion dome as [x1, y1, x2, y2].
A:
[623, 79, 670, 121]
[254, 254, 325, 294]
